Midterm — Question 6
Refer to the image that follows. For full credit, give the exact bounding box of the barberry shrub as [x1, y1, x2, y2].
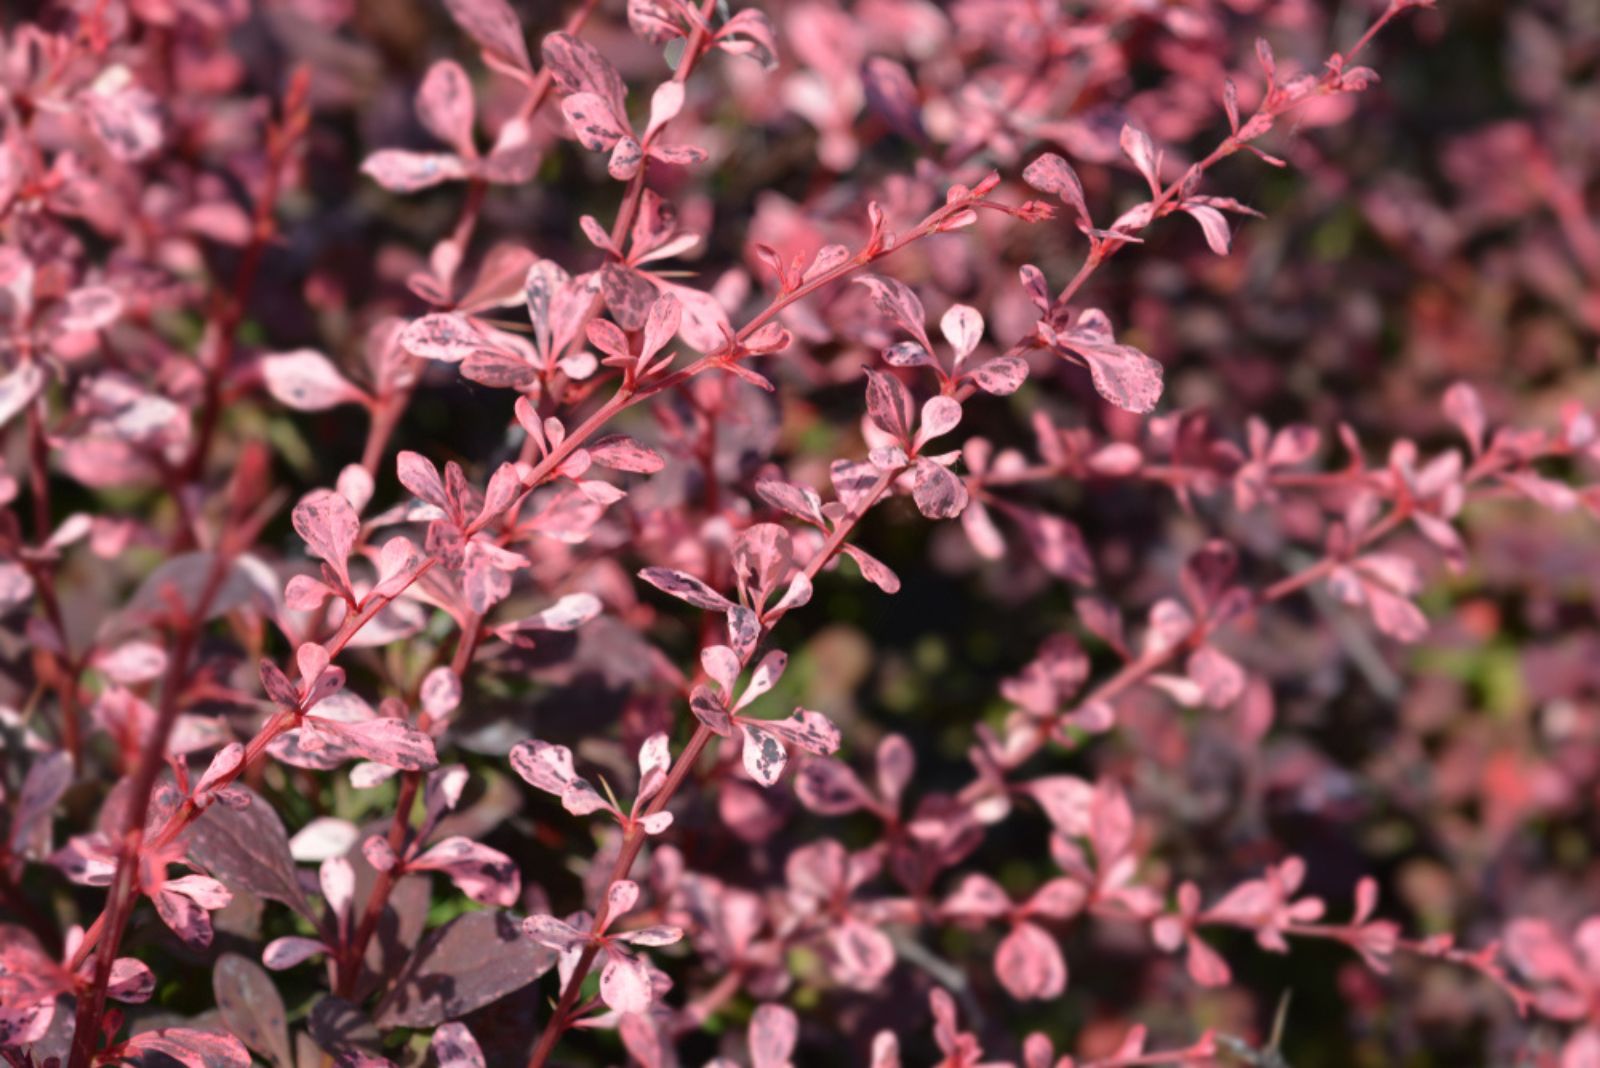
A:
[2, 0, 1598, 1065]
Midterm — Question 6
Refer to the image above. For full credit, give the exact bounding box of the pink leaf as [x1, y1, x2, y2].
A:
[607, 879, 641, 917]
[212, 953, 291, 1068]
[1025, 775, 1096, 836]
[261, 350, 365, 411]
[840, 544, 901, 594]
[736, 650, 788, 710]
[1362, 583, 1429, 643]
[561, 92, 630, 152]
[1187, 645, 1245, 708]
[1181, 203, 1233, 254]
[995, 921, 1067, 1000]
[638, 567, 733, 611]
[397, 451, 449, 511]
[289, 818, 358, 862]
[193, 743, 244, 804]
[764, 707, 842, 756]
[589, 435, 665, 473]
[861, 57, 923, 142]
[960, 495, 998, 559]
[638, 811, 674, 835]
[715, 9, 779, 70]
[541, 33, 628, 118]
[662, 281, 729, 352]
[416, 674, 461, 731]
[417, 61, 476, 158]
[599, 952, 654, 1014]
[911, 457, 968, 519]
[409, 836, 521, 906]
[917, 396, 962, 445]
[107, 957, 155, 1003]
[443, 0, 534, 75]
[11, 753, 72, 857]
[939, 304, 983, 363]
[732, 524, 794, 609]
[120, 1029, 250, 1068]
[1112, 1024, 1150, 1061]
[744, 322, 791, 355]
[431, 1023, 486, 1068]
[829, 919, 896, 988]
[601, 263, 657, 331]
[645, 81, 684, 140]
[750, 1004, 799, 1068]
[941, 873, 1012, 920]
[292, 489, 359, 588]
[82, 79, 164, 162]
[399, 312, 484, 362]
[805, 244, 852, 283]
[700, 642, 736, 693]
[726, 606, 761, 662]
[1025, 878, 1087, 920]
[587, 318, 632, 362]
[59, 286, 123, 332]
[831, 460, 881, 513]
[1503, 471, 1579, 512]
[854, 275, 933, 352]
[1187, 932, 1233, 987]
[863, 368, 915, 443]
[691, 685, 734, 736]
[756, 479, 826, 527]
[637, 732, 672, 796]
[1442, 382, 1486, 454]
[508, 739, 579, 795]
[155, 877, 233, 947]
[875, 735, 914, 807]
[968, 356, 1028, 395]
[510, 592, 604, 634]
[479, 462, 523, 522]
[884, 341, 933, 368]
[523, 913, 588, 952]
[795, 758, 869, 815]
[647, 142, 706, 168]
[361, 150, 468, 193]
[1022, 153, 1090, 229]
[305, 717, 439, 771]
[629, 0, 685, 43]
[640, 293, 682, 366]
[0, 361, 46, 431]
[740, 723, 790, 786]
[319, 857, 356, 927]
[1064, 332, 1163, 415]
[522, 258, 569, 357]
[375, 911, 557, 1029]
[1119, 123, 1161, 193]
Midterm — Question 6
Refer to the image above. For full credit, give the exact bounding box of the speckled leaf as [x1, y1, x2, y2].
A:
[373, 911, 556, 1029]
[214, 953, 292, 1068]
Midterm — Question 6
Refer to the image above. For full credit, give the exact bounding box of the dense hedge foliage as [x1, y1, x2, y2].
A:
[3, 0, 1599, 1066]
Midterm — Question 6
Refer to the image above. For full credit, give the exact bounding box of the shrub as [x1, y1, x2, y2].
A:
[1, 0, 1598, 1065]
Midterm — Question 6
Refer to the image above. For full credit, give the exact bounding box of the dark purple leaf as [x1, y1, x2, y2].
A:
[214, 953, 292, 1068]
[187, 787, 315, 922]
[372, 911, 556, 1028]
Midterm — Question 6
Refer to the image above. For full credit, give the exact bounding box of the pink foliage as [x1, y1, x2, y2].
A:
[2, 0, 1598, 1065]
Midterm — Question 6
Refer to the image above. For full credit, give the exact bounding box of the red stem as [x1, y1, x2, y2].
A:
[65, 551, 233, 1068]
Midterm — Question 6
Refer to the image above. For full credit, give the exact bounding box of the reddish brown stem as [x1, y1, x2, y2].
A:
[175, 74, 306, 502]
[335, 774, 420, 998]
[1050, 1, 1425, 311]
[65, 552, 232, 1068]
